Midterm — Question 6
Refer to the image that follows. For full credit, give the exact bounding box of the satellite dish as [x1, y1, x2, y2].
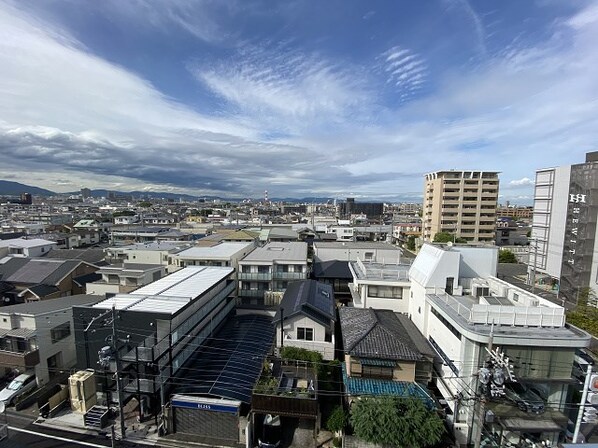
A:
[0, 401, 5, 414]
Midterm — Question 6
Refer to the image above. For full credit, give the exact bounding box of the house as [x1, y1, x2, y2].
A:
[85, 263, 166, 295]
[74, 266, 237, 414]
[273, 280, 336, 360]
[171, 241, 256, 270]
[312, 260, 352, 303]
[408, 243, 591, 447]
[238, 242, 308, 305]
[104, 241, 191, 269]
[0, 257, 99, 302]
[348, 258, 411, 313]
[339, 307, 436, 405]
[0, 238, 56, 258]
[313, 241, 401, 263]
[109, 226, 175, 245]
[0, 294, 100, 386]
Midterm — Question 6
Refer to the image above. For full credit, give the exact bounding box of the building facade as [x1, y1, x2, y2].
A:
[530, 151, 598, 304]
[423, 170, 499, 243]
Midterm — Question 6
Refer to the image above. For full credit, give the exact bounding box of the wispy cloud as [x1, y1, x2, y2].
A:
[379, 46, 427, 100]
[189, 41, 370, 133]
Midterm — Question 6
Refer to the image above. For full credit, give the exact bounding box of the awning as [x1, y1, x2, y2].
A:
[499, 417, 563, 432]
[360, 358, 396, 367]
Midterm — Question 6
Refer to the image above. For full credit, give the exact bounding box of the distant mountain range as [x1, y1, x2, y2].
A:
[0, 180, 55, 196]
[0, 180, 340, 203]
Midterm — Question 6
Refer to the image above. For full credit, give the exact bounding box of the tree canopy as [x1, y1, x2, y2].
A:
[350, 396, 445, 448]
[498, 249, 518, 263]
[433, 232, 466, 244]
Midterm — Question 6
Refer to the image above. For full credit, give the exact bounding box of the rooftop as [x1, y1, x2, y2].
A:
[0, 294, 101, 316]
[273, 280, 335, 328]
[92, 266, 233, 313]
[240, 242, 307, 263]
[340, 307, 436, 361]
[108, 241, 189, 252]
[350, 258, 410, 282]
[0, 238, 56, 248]
[314, 241, 400, 250]
[176, 242, 255, 259]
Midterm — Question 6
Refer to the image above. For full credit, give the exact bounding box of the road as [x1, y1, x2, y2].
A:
[0, 409, 146, 448]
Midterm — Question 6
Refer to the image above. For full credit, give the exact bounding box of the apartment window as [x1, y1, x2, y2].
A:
[50, 322, 71, 343]
[297, 327, 314, 341]
[364, 252, 374, 261]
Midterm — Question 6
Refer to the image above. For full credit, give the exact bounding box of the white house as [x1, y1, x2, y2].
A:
[85, 263, 166, 295]
[313, 241, 401, 263]
[0, 238, 56, 258]
[273, 280, 336, 360]
[348, 258, 411, 313]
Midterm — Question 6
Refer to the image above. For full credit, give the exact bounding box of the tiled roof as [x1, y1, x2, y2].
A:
[25, 284, 59, 298]
[274, 280, 335, 329]
[341, 364, 434, 406]
[339, 307, 432, 361]
[313, 260, 352, 279]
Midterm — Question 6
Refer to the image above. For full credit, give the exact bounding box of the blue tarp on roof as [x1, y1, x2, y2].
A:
[341, 364, 434, 406]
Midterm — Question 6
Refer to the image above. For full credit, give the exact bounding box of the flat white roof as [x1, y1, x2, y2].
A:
[240, 242, 307, 263]
[92, 266, 233, 314]
[0, 238, 56, 249]
[176, 242, 254, 260]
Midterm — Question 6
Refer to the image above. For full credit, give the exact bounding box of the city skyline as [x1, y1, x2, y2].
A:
[1, 1, 597, 202]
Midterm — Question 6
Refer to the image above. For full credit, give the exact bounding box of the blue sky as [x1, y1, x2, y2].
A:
[0, 0, 597, 202]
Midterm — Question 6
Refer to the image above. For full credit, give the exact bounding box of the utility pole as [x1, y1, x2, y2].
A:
[111, 306, 126, 441]
[574, 364, 593, 443]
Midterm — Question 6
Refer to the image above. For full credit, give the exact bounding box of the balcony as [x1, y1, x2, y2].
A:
[0, 349, 40, 368]
[252, 359, 318, 419]
[238, 289, 267, 298]
[272, 271, 306, 280]
[238, 272, 272, 281]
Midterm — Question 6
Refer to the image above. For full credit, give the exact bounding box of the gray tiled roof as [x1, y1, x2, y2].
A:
[6, 259, 84, 285]
[0, 294, 101, 315]
[274, 280, 335, 329]
[44, 248, 106, 264]
[0, 257, 29, 280]
[339, 307, 433, 361]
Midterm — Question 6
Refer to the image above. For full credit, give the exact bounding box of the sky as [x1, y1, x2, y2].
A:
[1, 0, 598, 203]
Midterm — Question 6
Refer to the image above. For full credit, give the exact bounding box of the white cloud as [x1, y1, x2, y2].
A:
[509, 177, 535, 187]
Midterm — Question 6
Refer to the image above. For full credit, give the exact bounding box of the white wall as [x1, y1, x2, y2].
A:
[277, 315, 334, 360]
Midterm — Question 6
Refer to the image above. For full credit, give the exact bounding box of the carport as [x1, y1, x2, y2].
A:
[168, 314, 275, 446]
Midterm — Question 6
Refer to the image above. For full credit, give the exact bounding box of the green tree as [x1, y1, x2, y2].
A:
[113, 210, 136, 217]
[138, 201, 152, 208]
[498, 249, 518, 263]
[433, 232, 467, 244]
[350, 396, 444, 448]
[406, 236, 416, 251]
[326, 406, 348, 433]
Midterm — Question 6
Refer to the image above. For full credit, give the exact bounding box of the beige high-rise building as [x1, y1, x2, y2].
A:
[423, 170, 499, 243]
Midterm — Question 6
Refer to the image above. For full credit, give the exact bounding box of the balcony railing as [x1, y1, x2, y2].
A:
[238, 289, 266, 298]
[272, 271, 306, 280]
[122, 281, 235, 363]
[238, 272, 272, 281]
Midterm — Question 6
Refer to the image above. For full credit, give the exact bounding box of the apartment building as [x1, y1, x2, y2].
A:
[423, 170, 499, 243]
[0, 294, 100, 386]
[408, 243, 590, 447]
[85, 263, 166, 295]
[74, 266, 236, 413]
[529, 151, 598, 304]
[238, 242, 308, 305]
[172, 241, 256, 270]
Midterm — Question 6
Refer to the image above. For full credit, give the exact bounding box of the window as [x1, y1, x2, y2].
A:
[297, 327, 314, 341]
[362, 365, 393, 380]
[50, 322, 71, 343]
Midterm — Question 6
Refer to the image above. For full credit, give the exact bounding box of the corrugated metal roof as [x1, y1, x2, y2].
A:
[134, 266, 233, 298]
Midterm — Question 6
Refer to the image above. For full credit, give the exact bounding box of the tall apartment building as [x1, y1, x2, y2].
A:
[423, 170, 499, 243]
[529, 151, 598, 304]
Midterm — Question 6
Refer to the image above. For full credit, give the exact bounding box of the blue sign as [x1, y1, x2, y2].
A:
[172, 399, 239, 414]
